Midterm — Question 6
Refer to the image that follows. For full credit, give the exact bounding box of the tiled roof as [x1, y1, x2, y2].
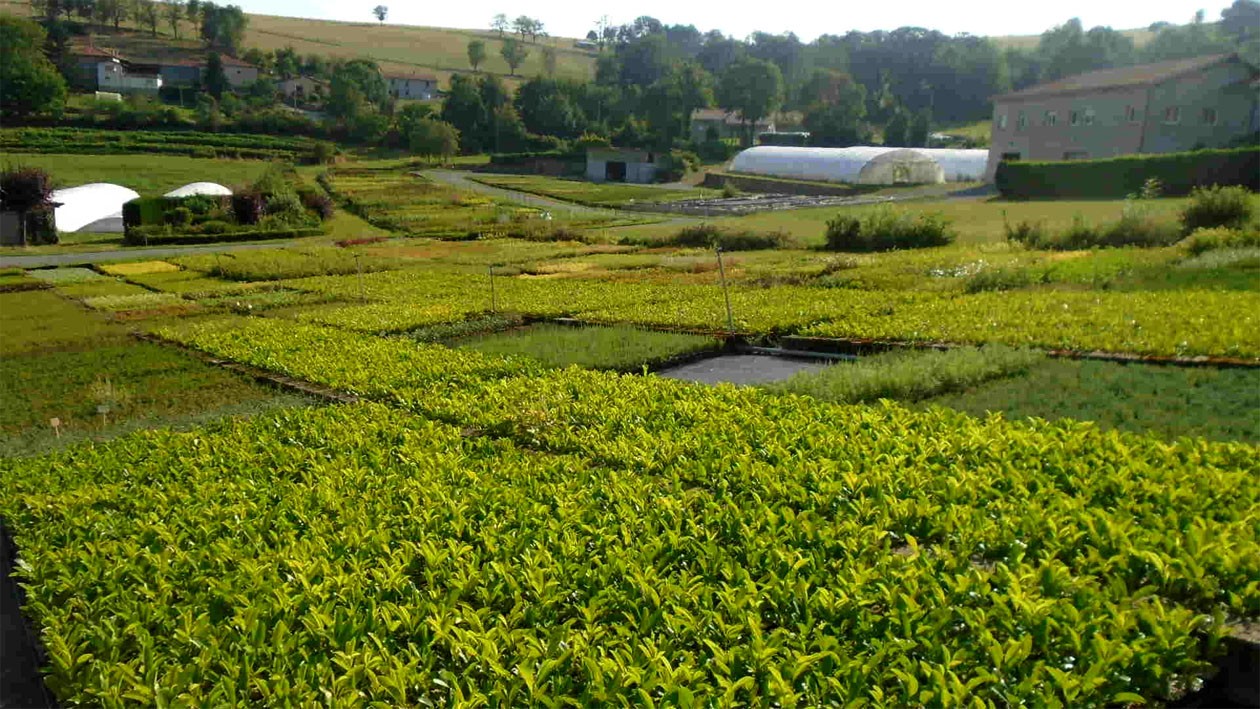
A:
[691, 108, 773, 126]
[997, 54, 1247, 101]
[73, 45, 119, 59]
[384, 73, 439, 82]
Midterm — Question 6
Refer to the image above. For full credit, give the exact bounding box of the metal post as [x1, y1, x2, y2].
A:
[355, 253, 365, 302]
[716, 247, 735, 335]
[488, 266, 497, 312]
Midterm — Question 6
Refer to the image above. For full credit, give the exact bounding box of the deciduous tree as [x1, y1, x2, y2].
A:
[0, 16, 67, 119]
[500, 38, 527, 76]
[372, 5, 387, 24]
[467, 39, 486, 71]
[716, 56, 783, 146]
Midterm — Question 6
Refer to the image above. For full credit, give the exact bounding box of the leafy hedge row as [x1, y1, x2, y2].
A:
[123, 226, 324, 246]
[0, 128, 323, 162]
[995, 148, 1260, 199]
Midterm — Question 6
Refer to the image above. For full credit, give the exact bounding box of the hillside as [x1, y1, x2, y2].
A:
[0, 0, 597, 85]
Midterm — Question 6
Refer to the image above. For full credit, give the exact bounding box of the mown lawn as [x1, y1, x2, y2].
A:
[4, 153, 273, 196]
[470, 174, 719, 207]
[457, 324, 721, 371]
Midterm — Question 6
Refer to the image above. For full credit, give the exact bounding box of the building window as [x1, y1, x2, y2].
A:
[1070, 110, 1080, 126]
[1001, 152, 1021, 162]
[1125, 105, 1140, 123]
[1016, 111, 1027, 130]
[1083, 107, 1095, 126]
[1163, 106, 1181, 124]
[997, 113, 1008, 130]
[1202, 108, 1218, 125]
[1043, 111, 1057, 127]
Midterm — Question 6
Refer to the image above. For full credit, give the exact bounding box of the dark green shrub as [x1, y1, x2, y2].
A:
[1003, 218, 1050, 248]
[1099, 210, 1181, 248]
[0, 166, 53, 213]
[823, 208, 955, 252]
[656, 150, 699, 182]
[200, 220, 232, 234]
[231, 192, 264, 225]
[264, 192, 305, 223]
[1180, 226, 1260, 255]
[121, 197, 169, 227]
[668, 224, 795, 251]
[299, 190, 334, 220]
[1180, 185, 1255, 233]
[168, 207, 193, 227]
[995, 147, 1259, 198]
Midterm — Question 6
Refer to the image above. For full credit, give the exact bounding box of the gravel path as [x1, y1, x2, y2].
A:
[658, 354, 830, 386]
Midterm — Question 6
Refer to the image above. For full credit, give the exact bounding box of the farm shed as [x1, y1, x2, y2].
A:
[164, 182, 232, 198]
[51, 183, 140, 233]
[586, 148, 659, 184]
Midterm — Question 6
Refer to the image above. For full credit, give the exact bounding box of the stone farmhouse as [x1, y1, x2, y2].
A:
[986, 53, 1260, 179]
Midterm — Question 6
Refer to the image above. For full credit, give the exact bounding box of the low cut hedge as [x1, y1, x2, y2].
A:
[995, 147, 1259, 199]
[124, 226, 325, 246]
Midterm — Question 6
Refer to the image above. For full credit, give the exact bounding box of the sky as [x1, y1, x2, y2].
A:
[229, 0, 1237, 42]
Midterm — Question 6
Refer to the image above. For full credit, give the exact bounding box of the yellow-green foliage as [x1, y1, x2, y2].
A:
[99, 261, 181, 276]
[14, 316, 1233, 704]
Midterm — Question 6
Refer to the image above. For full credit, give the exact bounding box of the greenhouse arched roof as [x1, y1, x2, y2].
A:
[730, 146, 990, 185]
[51, 183, 141, 233]
[164, 182, 233, 198]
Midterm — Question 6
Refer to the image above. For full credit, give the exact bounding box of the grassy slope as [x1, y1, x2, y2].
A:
[3, 153, 272, 196]
[0, 0, 595, 85]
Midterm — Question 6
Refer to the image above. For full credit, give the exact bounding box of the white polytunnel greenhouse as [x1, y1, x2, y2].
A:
[163, 182, 233, 198]
[51, 183, 141, 233]
[729, 146, 990, 185]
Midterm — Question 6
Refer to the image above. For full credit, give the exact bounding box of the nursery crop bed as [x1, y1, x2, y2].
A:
[9, 315, 1253, 704]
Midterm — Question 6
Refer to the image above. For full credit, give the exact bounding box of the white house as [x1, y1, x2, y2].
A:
[385, 73, 439, 100]
[96, 58, 162, 94]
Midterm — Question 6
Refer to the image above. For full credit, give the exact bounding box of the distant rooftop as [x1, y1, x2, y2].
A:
[997, 54, 1250, 101]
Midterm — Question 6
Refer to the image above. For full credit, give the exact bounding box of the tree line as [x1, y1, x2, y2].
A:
[448, 3, 1259, 151]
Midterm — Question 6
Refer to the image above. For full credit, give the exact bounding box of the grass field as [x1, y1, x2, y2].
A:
[456, 324, 721, 371]
[2, 153, 273, 196]
[923, 358, 1260, 443]
[469, 174, 720, 207]
[0, 289, 316, 456]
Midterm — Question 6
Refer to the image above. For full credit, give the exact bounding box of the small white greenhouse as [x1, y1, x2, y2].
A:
[729, 146, 990, 185]
[51, 183, 141, 233]
[164, 182, 233, 198]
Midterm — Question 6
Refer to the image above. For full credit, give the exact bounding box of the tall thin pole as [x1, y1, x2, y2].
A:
[716, 247, 734, 335]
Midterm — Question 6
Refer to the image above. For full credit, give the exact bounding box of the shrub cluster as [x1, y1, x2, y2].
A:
[1179, 226, 1260, 255]
[1004, 206, 1180, 251]
[994, 147, 1259, 198]
[125, 225, 325, 246]
[1180, 185, 1256, 233]
[824, 208, 955, 252]
[664, 224, 796, 251]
